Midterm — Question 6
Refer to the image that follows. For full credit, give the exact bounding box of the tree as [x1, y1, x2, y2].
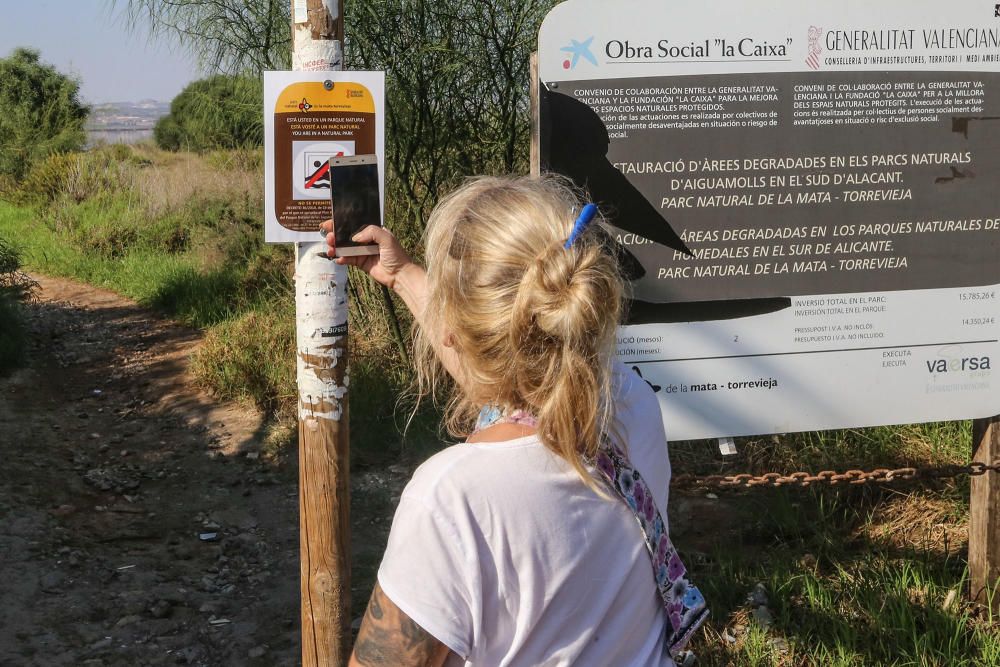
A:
[121, 0, 290, 74]
[345, 0, 554, 228]
[154, 75, 264, 152]
[0, 48, 89, 180]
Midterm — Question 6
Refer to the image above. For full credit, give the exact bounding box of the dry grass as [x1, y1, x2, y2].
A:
[858, 491, 968, 557]
[131, 144, 263, 217]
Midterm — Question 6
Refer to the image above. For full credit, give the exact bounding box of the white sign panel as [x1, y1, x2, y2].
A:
[539, 0, 1000, 440]
[264, 71, 385, 243]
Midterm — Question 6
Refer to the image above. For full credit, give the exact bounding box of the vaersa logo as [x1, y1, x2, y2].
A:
[926, 355, 991, 373]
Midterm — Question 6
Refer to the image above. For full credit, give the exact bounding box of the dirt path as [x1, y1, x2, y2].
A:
[0, 275, 303, 666]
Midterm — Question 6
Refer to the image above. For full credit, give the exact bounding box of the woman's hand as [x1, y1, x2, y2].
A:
[320, 221, 466, 390]
[320, 221, 415, 290]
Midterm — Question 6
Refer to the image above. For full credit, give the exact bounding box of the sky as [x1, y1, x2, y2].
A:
[0, 1, 201, 104]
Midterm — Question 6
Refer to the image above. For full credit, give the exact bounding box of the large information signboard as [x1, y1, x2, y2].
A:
[539, 0, 1000, 440]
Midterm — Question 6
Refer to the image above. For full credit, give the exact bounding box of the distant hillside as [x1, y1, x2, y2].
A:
[85, 100, 171, 145]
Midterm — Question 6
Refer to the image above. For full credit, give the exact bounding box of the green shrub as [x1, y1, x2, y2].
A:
[155, 76, 263, 152]
[191, 303, 297, 415]
[75, 209, 141, 259]
[0, 235, 36, 302]
[153, 115, 184, 151]
[239, 244, 294, 301]
[0, 48, 88, 181]
[15, 152, 80, 204]
[39, 186, 262, 262]
[17, 144, 146, 206]
[143, 213, 192, 254]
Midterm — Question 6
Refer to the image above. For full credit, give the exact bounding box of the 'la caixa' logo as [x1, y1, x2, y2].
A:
[560, 36, 597, 70]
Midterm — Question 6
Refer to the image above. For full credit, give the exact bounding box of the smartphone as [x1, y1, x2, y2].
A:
[330, 154, 381, 256]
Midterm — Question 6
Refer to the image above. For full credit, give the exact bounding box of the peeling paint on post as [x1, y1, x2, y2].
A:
[295, 257, 349, 422]
[293, 0, 343, 71]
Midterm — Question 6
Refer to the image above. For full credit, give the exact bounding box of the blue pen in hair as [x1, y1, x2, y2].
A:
[564, 203, 599, 249]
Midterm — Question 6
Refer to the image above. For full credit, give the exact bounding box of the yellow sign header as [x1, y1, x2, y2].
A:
[274, 82, 375, 114]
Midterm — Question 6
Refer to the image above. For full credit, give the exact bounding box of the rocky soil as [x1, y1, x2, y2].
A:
[0, 275, 362, 666]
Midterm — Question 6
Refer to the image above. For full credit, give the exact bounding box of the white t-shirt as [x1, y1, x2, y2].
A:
[377, 363, 674, 666]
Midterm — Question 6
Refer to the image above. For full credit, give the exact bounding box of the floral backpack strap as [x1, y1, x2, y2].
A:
[595, 440, 709, 658]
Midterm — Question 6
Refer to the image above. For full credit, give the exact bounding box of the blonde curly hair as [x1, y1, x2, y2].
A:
[414, 175, 625, 485]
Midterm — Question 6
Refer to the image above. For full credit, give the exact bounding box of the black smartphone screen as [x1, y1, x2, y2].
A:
[330, 159, 381, 248]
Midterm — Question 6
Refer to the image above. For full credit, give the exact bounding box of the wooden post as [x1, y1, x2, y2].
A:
[530, 52, 540, 178]
[971, 416, 1000, 613]
[292, 1, 351, 664]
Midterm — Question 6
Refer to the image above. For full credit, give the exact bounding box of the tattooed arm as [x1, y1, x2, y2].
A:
[349, 583, 452, 667]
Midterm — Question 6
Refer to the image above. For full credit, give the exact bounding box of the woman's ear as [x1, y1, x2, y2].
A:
[442, 331, 457, 348]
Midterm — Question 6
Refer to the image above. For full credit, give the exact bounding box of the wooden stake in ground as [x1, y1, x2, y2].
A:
[529, 52, 540, 179]
[971, 416, 1000, 613]
[291, 0, 351, 664]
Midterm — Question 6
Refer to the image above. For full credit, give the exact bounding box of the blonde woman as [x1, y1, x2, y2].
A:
[321, 176, 706, 667]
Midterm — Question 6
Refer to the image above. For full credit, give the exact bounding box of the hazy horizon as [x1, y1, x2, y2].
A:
[0, 1, 201, 104]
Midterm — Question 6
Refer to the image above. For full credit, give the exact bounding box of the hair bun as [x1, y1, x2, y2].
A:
[512, 240, 607, 346]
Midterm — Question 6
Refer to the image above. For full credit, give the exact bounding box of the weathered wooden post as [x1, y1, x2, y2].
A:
[529, 52, 540, 178]
[971, 416, 1000, 613]
[291, 0, 351, 664]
